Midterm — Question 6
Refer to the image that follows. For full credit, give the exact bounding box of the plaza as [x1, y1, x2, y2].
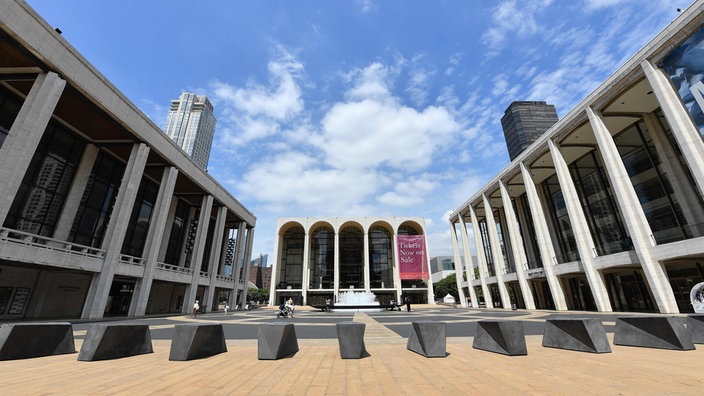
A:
[2, 306, 703, 395]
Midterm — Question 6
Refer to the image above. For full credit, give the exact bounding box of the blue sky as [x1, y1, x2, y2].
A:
[28, 0, 692, 261]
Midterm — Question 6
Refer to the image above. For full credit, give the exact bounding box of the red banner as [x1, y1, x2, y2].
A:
[397, 235, 428, 280]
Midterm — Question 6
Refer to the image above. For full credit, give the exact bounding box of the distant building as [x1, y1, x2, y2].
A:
[269, 217, 434, 307]
[430, 256, 455, 283]
[251, 254, 269, 267]
[501, 101, 558, 161]
[248, 265, 272, 289]
[163, 93, 216, 169]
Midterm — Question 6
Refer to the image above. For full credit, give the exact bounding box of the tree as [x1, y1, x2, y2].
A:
[433, 274, 459, 302]
[246, 288, 269, 304]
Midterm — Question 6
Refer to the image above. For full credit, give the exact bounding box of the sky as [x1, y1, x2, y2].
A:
[27, 0, 693, 262]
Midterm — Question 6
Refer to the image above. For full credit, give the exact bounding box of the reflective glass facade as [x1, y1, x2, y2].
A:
[339, 226, 364, 288]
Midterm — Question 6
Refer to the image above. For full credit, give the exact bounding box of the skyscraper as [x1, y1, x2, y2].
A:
[500, 101, 558, 161]
[163, 93, 217, 169]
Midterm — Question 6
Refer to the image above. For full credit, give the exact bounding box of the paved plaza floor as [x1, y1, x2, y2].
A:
[2, 305, 703, 395]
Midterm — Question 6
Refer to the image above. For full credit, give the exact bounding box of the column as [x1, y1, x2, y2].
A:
[241, 226, 255, 306]
[424, 236, 435, 305]
[268, 228, 280, 306]
[482, 194, 511, 309]
[457, 214, 479, 308]
[548, 140, 612, 312]
[333, 228, 340, 299]
[469, 205, 493, 308]
[82, 143, 150, 319]
[184, 195, 213, 314]
[52, 144, 99, 241]
[499, 181, 536, 310]
[204, 206, 228, 312]
[587, 107, 678, 313]
[131, 166, 178, 316]
[642, 60, 704, 199]
[0, 72, 66, 225]
[232, 222, 246, 308]
[363, 230, 370, 292]
[392, 232, 402, 300]
[520, 162, 568, 310]
[301, 229, 310, 305]
[449, 219, 468, 307]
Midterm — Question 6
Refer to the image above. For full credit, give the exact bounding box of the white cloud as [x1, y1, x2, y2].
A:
[377, 175, 440, 207]
[482, 0, 553, 52]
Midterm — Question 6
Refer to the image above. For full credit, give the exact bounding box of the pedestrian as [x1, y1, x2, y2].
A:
[192, 300, 200, 317]
[404, 296, 411, 312]
[224, 304, 229, 314]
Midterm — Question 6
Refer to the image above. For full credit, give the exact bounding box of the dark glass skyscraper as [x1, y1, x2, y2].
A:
[501, 101, 558, 161]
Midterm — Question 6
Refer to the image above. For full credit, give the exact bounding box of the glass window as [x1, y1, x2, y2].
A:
[309, 226, 334, 289]
[368, 226, 393, 288]
[120, 179, 158, 257]
[339, 226, 364, 288]
[279, 226, 304, 288]
[542, 174, 580, 263]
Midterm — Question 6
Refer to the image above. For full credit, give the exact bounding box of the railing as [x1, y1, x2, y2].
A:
[200, 271, 209, 278]
[118, 254, 145, 267]
[0, 227, 105, 259]
[216, 274, 233, 282]
[156, 262, 192, 274]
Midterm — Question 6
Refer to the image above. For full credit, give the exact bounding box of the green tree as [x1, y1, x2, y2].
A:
[246, 288, 270, 304]
[433, 274, 459, 301]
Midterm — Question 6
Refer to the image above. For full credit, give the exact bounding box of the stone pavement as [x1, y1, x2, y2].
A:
[2, 305, 703, 395]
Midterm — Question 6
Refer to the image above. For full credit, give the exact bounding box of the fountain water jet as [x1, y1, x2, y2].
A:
[334, 291, 382, 312]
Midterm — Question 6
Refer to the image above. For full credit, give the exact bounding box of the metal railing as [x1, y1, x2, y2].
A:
[0, 227, 105, 259]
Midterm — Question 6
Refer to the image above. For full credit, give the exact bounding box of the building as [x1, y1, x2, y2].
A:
[0, 1, 256, 320]
[251, 254, 269, 267]
[269, 217, 434, 306]
[450, 0, 704, 314]
[163, 92, 216, 169]
[248, 265, 272, 289]
[429, 256, 455, 283]
[501, 101, 559, 161]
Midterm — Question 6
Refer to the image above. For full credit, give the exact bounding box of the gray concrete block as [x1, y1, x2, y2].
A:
[0, 322, 75, 360]
[473, 320, 527, 356]
[614, 316, 694, 350]
[406, 320, 446, 358]
[336, 321, 367, 359]
[542, 318, 611, 353]
[258, 323, 298, 360]
[169, 324, 227, 361]
[688, 315, 704, 344]
[77, 324, 153, 361]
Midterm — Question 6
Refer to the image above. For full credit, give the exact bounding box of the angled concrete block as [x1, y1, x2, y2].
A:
[688, 315, 704, 344]
[258, 323, 298, 360]
[169, 324, 227, 361]
[78, 324, 153, 361]
[0, 322, 75, 360]
[542, 318, 611, 353]
[473, 320, 527, 356]
[336, 321, 367, 359]
[407, 320, 446, 358]
[614, 316, 694, 350]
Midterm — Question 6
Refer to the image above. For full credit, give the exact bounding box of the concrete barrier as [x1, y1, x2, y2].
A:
[77, 324, 153, 361]
[542, 318, 611, 353]
[688, 315, 704, 344]
[258, 323, 298, 360]
[614, 316, 694, 350]
[169, 324, 227, 361]
[336, 321, 367, 359]
[473, 320, 527, 356]
[407, 321, 446, 358]
[0, 322, 75, 360]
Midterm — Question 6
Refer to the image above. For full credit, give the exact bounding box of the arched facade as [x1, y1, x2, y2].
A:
[269, 217, 434, 306]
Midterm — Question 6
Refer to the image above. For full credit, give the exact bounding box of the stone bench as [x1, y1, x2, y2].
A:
[258, 323, 299, 360]
[407, 320, 446, 358]
[336, 321, 367, 359]
[688, 315, 704, 344]
[614, 316, 694, 350]
[0, 322, 75, 360]
[169, 324, 227, 361]
[77, 324, 153, 361]
[473, 320, 527, 356]
[542, 318, 611, 353]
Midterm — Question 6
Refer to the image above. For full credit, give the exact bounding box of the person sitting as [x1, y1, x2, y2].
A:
[285, 298, 295, 318]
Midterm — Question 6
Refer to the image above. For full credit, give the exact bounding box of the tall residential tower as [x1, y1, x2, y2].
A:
[163, 93, 216, 169]
[501, 101, 558, 161]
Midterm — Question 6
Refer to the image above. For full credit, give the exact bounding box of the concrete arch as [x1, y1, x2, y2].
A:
[398, 220, 424, 235]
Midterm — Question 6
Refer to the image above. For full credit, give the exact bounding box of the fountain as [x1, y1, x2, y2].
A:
[334, 291, 382, 312]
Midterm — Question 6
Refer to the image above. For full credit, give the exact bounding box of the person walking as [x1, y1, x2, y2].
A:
[192, 300, 200, 317]
[404, 296, 411, 312]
